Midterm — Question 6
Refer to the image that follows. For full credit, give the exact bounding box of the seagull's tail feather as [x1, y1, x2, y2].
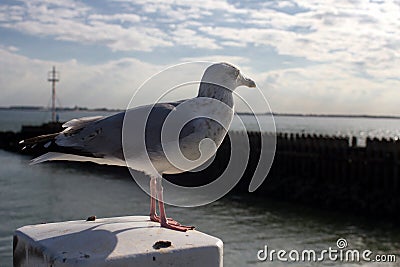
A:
[30, 152, 96, 165]
[30, 152, 126, 166]
[19, 133, 59, 151]
[30, 152, 65, 165]
[20, 115, 106, 157]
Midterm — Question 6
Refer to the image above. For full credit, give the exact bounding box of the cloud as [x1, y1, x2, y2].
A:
[0, 0, 399, 115]
[0, 44, 19, 52]
[180, 55, 250, 65]
[255, 63, 400, 115]
[1, 0, 398, 75]
[172, 25, 221, 49]
[195, 0, 399, 83]
[0, 47, 164, 108]
[88, 14, 141, 24]
[0, 50, 232, 110]
[0, 0, 172, 52]
[1, 45, 400, 115]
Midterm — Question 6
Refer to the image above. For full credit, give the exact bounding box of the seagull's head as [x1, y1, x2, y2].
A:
[201, 62, 256, 91]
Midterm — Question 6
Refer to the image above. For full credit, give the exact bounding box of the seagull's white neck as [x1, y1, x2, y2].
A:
[197, 82, 234, 108]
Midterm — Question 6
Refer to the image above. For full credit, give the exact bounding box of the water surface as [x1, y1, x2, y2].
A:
[0, 149, 399, 266]
[0, 110, 399, 266]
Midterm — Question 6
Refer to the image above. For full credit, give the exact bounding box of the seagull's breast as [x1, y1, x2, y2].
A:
[160, 101, 234, 174]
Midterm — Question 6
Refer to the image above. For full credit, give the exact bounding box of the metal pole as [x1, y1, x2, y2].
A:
[48, 66, 59, 122]
[51, 67, 55, 122]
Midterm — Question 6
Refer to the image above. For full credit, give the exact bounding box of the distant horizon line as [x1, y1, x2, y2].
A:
[1, 105, 400, 120]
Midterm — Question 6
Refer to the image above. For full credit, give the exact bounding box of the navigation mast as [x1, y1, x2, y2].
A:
[47, 66, 60, 122]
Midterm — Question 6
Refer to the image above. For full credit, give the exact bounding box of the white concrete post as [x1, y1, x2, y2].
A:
[13, 216, 223, 267]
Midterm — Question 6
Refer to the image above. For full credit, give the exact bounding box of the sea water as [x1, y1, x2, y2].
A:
[0, 110, 399, 266]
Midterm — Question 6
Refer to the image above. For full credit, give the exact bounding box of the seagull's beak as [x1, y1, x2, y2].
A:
[237, 73, 256, 88]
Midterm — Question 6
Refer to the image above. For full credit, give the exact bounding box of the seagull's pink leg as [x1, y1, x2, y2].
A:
[156, 177, 195, 232]
[149, 176, 158, 222]
[149, 176, 181, 226]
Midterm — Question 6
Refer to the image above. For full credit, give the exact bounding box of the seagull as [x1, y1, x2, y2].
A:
[20, 62, 256, 231]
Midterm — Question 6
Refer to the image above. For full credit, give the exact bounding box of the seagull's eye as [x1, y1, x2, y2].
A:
[234, 69, 240, 77]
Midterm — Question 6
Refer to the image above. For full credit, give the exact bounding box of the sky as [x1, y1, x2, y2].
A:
[0, 0, 399, 115]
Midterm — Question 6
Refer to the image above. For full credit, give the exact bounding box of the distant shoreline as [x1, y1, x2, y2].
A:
[1, 106, 400, 120]
[0, 106, 123, 112]
[237, 112, 400, 120]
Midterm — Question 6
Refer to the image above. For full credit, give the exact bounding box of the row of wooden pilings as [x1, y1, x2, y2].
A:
[167, 131, 400, 220]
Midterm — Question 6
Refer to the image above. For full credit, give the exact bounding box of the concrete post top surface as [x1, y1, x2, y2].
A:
[14, 215, 223, 267]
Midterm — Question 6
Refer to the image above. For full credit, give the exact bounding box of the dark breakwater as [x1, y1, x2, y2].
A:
[1, 124, 399, 220]
[170, 132, 400, 220]
[0, 122, 63, 155]
[257, 132, 399, 219]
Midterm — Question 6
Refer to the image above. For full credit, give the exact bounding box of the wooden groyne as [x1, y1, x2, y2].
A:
[1, 124, 399, 219]
[167, 131, 400, 220]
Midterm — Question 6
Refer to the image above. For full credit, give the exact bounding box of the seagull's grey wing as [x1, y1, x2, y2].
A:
[55, 112, 124, 159]
[143, 102, 195, 152]
[56, 101, 193, 159]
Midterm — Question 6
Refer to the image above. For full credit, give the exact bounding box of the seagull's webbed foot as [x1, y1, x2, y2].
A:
[150, 214, 181, 226]
[160, 220, 195, 232]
